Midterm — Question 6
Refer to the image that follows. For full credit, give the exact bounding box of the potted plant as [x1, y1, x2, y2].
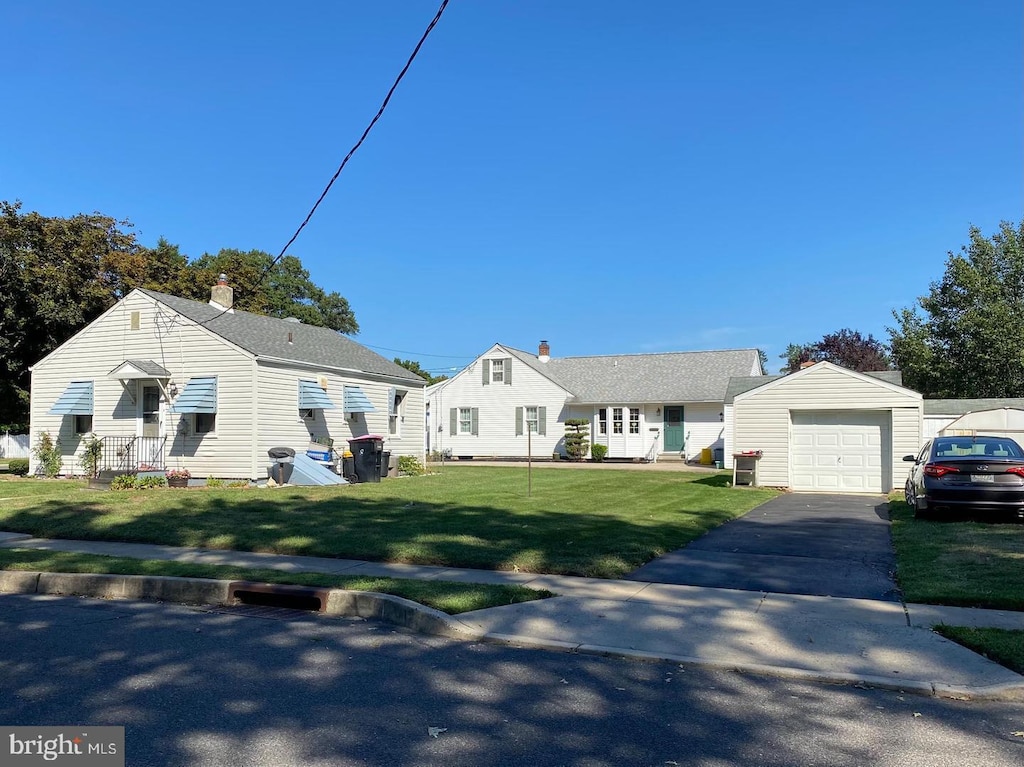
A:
[166, 468, 191, 488]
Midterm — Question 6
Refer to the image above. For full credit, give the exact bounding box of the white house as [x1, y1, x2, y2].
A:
[425, 342, 763, 461]
[30, 280, 426, 480]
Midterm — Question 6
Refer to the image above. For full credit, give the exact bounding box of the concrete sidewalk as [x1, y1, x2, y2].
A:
[2, 531, 1023, 699]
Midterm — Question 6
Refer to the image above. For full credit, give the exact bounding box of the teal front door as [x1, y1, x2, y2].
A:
[664, 406, 685, 453]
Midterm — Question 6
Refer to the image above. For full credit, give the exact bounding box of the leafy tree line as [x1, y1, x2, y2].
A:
[0, 200, 358, 430]
[779, 221, 1023, 399]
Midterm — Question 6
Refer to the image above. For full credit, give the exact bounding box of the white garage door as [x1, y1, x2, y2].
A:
[791, 411, 889, 493]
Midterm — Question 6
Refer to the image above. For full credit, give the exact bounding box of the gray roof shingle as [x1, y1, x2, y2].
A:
[505, 346, 761, 403]
[924, 398, 1024, 415]
[138, 289, 424, 384]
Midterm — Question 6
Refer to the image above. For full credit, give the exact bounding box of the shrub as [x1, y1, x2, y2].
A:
[398, 455, 426, 476]
[206, 476, 225, 488]
[110, 474, 138, 490]
[33, 431, 63, 478]
[590, 443, 608, 462]
[138, 476, 167, 489]
[564, 419, 591, 462]
[8, 458, 29, 476]
[80, 434, 103, 478]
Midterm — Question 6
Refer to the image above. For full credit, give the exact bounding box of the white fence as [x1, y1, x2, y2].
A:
[0, 432, 30, 460]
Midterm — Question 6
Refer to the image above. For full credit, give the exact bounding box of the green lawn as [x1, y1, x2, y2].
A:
[932, 626, 1024, 675]
[0, 549, 547, 615]
[887, 496, 1024, 678]
[0, 468, 775, 578]
[889, 496, 1024, 611]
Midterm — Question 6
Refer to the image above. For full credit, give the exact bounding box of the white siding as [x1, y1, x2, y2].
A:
[30, 292, 254, 477]
[255, 362, 425, 475]
[732, 364, 922, 492]
[678, 402, 725, 461]
[426, 346, 572, 458]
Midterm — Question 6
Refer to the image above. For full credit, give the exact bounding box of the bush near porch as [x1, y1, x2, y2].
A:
[0, 468, 775, 579]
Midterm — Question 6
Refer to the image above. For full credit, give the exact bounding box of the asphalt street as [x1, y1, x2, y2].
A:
[1, 594, 1022, 767]
[627, 494, 901, 600]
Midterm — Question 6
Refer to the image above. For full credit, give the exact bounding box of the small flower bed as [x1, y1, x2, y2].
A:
[166, 468, 191, 480]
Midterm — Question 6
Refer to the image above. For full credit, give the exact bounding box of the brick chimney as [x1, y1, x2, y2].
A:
[538, 340, 550, 362]
[799, 360, 816, 369]
[210, 274, 233, 310]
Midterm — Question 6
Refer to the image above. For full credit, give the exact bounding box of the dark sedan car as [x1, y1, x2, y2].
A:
[904, 435, 1024, 520]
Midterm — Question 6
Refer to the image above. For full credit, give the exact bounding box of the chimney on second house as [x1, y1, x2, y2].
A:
[210, 274, 233, 310]
[538, 340, 550, 362]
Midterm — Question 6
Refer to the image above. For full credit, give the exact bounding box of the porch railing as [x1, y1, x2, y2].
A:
[645, 429, 661, 463]
[99, 436, 167, 473]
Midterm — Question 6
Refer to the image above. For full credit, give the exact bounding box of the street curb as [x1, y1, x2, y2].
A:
[3, 571, 1023, 701]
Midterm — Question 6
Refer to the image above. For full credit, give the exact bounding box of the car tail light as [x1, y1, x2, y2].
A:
[923, 464, 960, 478]
[1006, 466, 1024, 477]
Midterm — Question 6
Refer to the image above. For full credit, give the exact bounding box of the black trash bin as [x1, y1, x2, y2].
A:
[348, 435, 384, 483]
[268, 447, 296, 485]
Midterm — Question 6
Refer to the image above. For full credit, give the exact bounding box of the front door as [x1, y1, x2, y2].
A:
[141, 384, 161, 438]
[664, 406, 685, 453]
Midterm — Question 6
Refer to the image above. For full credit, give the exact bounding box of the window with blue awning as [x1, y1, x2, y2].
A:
[343, 384, 376, 414]
[298, 379, 337, 410]
[170, 377, 218, 413]
[49, 381, 94, 415]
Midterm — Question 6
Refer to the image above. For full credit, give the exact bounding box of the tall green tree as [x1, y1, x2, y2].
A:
[779, 330, 891, 374]
[186, 249, 359, 334]
[0, 202, 360, 430]
[0, 201, 144, 430]
[889, 221, 1024, 397]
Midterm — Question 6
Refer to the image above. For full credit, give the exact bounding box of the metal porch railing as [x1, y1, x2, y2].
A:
[99, 436, 167, 473]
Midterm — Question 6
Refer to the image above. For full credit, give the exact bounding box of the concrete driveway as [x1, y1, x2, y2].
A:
[626, 494, 901, 601]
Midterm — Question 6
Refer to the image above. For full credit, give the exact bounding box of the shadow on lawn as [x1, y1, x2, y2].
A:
[0, 490, 758, 579]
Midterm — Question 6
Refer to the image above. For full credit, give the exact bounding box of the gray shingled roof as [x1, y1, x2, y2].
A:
[924, 398, 1024, 415]
[121, 359, 171, 377]
[724, 369, 905, 403]
[505, 346, 761, 403]
[138, 289, 423, 384]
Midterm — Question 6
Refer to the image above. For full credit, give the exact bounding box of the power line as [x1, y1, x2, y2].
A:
[365, 342, 475, 360]
[198, 0, 451, 327]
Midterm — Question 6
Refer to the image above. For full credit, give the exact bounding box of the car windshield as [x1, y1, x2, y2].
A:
[933, 437, 1024, 459]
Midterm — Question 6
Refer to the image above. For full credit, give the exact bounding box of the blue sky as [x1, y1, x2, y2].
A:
[4, 1, 1021, 374]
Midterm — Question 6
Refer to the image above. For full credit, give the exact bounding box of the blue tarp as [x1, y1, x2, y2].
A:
[282, 453, 347, 486]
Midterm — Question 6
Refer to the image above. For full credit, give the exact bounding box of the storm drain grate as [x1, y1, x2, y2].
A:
[227, 582, 332, 613]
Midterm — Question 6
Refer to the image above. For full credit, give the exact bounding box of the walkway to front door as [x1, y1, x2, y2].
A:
[626, 494, 900, 601]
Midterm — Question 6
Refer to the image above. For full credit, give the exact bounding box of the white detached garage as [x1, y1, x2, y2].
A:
[731, 363, 922, 493]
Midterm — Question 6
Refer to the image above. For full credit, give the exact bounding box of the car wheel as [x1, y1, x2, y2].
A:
[904, 480, 915, 507]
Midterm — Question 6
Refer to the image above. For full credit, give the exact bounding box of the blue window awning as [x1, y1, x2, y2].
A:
[299, 380, 337, 410]
[170, 377, 218, 413]
[49, 381, 94, 415]
[343, 384, 376, 413]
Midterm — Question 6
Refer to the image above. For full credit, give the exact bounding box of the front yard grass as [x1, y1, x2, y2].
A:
[932, 626, 1024, 675]
[889, 495, 1024, 611]
[0, 549, 550, 615]
[889, 496, 1024, 676]
[0, 468, 775, 578]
